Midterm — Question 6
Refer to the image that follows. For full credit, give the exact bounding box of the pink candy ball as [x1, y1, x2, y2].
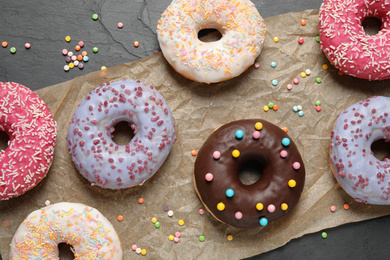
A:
[252, 131, 261, 139]
[235, 211, 243, 219]
[25, 43, 31, 49]
[205, 173, 214, 182]
[267, 204, 276, 213]
[280, 150, 288, 158]
[118, 22, 124, 28]
[174, 237, 180, 243]
[213, 151, 221, 160]
[293, 162, 301, 170]
[131, 244, 137, 251]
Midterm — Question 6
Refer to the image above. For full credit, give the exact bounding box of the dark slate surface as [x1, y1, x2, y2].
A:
[1, 0, 390, 259]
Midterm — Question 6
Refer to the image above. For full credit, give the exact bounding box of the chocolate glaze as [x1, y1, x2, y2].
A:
[193, 119, 305, 228]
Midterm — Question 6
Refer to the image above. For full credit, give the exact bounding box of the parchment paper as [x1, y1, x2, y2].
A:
[2, 9, 390, 260]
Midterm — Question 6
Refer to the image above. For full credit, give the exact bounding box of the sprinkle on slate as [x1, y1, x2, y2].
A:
[301, 19, 306, 26]
[92, 13, 99, 20]
[25, 43, 31, 49]
[191, 149, 197, 156]
[65, 36, 71, 42]
[316, 77, 322, 83]
[254, 62, 260, 69]
[10, 47, 16, 54]
[134, 41, 140, 48]
[1, 41, 7, 48]
[330, 205, 336, 212]
[117, 215, 124, 222]
[93, 47, 98, 53]
[344, 204, 350, 210]
[273, 36, 279, 43]
[199, 235, 205, 242]
[118, 22, 124, 29]
[298, 37, 304, 44]
[322, 232, 328, 239]
[138, 197, 144, 204]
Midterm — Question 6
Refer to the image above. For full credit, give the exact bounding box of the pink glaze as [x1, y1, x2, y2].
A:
[67, 79, 176, 189]
[319, 0, 390, 80]
[330, 96, 390, 204]
[0, 82, 57, 200]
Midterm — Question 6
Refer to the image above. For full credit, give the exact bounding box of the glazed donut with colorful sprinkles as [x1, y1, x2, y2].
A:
[157, 0, 266, 84]
[330, 96, 390, 204]
[0, 82, 57, 200]
[193, 119, 305, 228]
[10, 202, 123, 259]
[67, 79, 176, 189]
[319, 0, 390, 80]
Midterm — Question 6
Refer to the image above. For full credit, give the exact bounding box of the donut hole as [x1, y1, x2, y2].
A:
[362, 17, 382, 36]
[371, 138, 390, 161]
[111, 121, 135, 145]
[58, 242, 75, 259]
[198, 28, 223, 42]
[238, 160, 264, 186]
[0, 131, 10, 152]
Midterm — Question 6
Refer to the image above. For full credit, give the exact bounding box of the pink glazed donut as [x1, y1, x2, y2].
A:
[67, 79, 176, 189]
[0, 82, 57, 200]
[330, 96, 390, 204]
[319, 0, 390, 80]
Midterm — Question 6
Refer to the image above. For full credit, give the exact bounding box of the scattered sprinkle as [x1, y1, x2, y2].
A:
[288, 179, 296, 188]
[199, 208, 205, 215]
[322, 64, 328, 70]
[263, 105, 269, 112]
[272, 79, 278, 86]
[273, 36, 279, 43]
[235, 130, 244, 139]
[64, 65, 70, 71]
[293, 106, 298, 112]
[151, 217, 157, 223]
[163, 205, 169, 211]
[10, 47, 16, 54]
[316, 77, 322, 83]
[315, 100, 321, 106]
[298, 111, 304, 117]
[316, 36, 320, 43]
[338, 70, 344, 76]
[298, 37, 304, 44]
[1, 41, 8, 48]
[101, 66, 107, 70]
[69, 63, 74, 69]
[3, 221, 9, 227]
[286, 84, 293, 90]
[282, 127, 288, 132]
[92, 47, 99, 53]
[273, 104, 278, 111]
[199, 235, 205, 242]
[217, 202, 225, 211]
[232, 150, 240, 158]
[255, 122, 263, 130]
[118, 22, 124, 29]
[322, 232, 328, 239]
[256, 203, 264, 211]
[169, 235, 175, 241]
[330, 205, 336, 212]
[178, 219, 184, 226]
[132, 244, 137, 251]
[301, 19, 306, 26]
[68, 51, 73, 57]
[316, 106, 322, 112]
[134, 41, 140, 48]
[65, 36, 71, 42]
[268, 102, 274, 109]
[136, 248, 142, 254]
[44, 200, 51, 206]
[254, 62, 260, 69]
[191, 149, 197, 156]
[25, 43, 31, 49]
[293, 78, 299, 84]
[92, 13, 99, 20]
[174, 237, 180, 243]
[175, 232, 181, 238]
[168, 210, 174, 217]
[227, 235, 233, 241]
[305, 69, 311, 75]
[141, 249, 147, 256]
[154, 222, 160, 228]
[62, 49, 68, 55]
[297, 105, 302, 111]
[117, 215, 124, 222]
[138, 197, 144, 204]
[270, 61, 277, 68]
[281, 203, 288, 211]
[301, 72, 307, 78]
[343, 204, 350, 210]
[78, 41, 84, 47]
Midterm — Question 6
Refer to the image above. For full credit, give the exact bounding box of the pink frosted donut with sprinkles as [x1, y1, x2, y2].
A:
[330, 96, 390, 204]
[10, 202, 123, 259]
[157, 0, 266, 83]
[0, 82, 57, 200]
[319, 0, 390, 80]
[67, 79, 176, 189]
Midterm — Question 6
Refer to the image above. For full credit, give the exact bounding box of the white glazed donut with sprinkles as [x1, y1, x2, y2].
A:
[193, 119, 305, 228]
[330, 96, 390, 204]
[0, 82, 57, 200]
[67, 79, 176, 189]
[10, 202, 123, 259]
[319, 0, 390, 80]
[157, 0, 266, 83]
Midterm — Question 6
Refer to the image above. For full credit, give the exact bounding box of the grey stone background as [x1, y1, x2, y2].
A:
[1, 0, 390, 259]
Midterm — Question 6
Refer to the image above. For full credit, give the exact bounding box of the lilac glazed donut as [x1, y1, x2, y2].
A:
[330, 96, 390, 204]
[67, 79, 176, 189]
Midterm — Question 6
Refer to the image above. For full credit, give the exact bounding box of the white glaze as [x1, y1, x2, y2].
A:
[157, 0, 266, 83]
[10, 202, 123, 259]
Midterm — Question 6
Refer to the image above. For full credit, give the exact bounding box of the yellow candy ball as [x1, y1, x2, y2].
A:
[281, 203, 288, 211]
[300, 72, 306, 78]
[263, 105, 269, 112]
[227, 235, 233, 241]
[255, 122, 263, 131]
[141, 249, 147, 255]
[178, 219, 184, 226]
[69, 63, 74, 69]
[169, 235, 175, 241]
[256, 203, 264, 211]
[232, 149, 240, 158]
[273, 36, 279, 43]
[217, 202, 225, 211]
[323, 64, 328, 70]
[288, 179, 296, 188]
[101, 66, 107, 70]
[151, 217, 157, 224]
[65, 36, 71, 42]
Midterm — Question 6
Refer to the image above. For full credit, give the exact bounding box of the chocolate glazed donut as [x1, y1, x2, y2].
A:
[193, 119, 305, 228]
